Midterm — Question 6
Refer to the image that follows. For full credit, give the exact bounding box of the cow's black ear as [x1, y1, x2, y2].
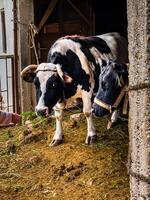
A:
[115, 63, 128, 81]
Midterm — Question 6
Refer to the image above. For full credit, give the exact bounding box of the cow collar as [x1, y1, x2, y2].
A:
[35, 69, 57, 73]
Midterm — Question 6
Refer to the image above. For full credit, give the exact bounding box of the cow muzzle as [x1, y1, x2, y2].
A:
[35, 106, 49, 117]
[92, 103, 108, 117]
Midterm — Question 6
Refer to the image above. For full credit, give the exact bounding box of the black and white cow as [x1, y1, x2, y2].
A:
[21, 32, 128, 146]
[93, 60, 128, 125]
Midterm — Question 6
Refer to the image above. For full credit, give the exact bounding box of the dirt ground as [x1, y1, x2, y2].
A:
[0, 110, 129, 200]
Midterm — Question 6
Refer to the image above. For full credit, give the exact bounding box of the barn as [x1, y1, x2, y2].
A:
[0, 0, 149, 199]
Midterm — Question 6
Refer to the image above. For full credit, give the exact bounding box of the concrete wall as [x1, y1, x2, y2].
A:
[127, 0, 150, 199]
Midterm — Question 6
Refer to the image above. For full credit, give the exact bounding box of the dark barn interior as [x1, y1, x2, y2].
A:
[33, 0, 127, 63]
[93, 0, 127, 37]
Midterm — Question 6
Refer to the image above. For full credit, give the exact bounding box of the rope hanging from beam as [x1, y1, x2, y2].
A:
[28, 24, 39, 65]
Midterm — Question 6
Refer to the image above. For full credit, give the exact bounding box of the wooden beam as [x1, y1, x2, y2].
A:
[67, 0, 91, 26]
[38, 0, 59, 32]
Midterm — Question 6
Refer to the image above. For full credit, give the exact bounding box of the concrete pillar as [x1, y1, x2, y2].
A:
[127, 0, 150, 199]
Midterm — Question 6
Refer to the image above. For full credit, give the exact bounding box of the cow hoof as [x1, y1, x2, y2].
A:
[85, 135, 97, 145]
[49, 139, 63, 147]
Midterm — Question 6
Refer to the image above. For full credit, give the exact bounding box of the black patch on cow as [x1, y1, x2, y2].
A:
[44, 75, 64, 109]
[70, 36, 111, 54]
[33, 77, 42, 103]
[48, 50, 91, 94]
[64, 82, 78, 99]
[47, 51, 67, 65]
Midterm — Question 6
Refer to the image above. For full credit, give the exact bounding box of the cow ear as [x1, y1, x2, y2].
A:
[21, 65, 38, 82]
[63, 74, 73, 83]
[115, 63, 128, 82]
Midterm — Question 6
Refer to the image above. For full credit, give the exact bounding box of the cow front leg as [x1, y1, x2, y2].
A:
[49, 107, 64, 147]
[107, 109, 120, 129]
[85, 113, 97, 145]
[82, 92, 97, 145]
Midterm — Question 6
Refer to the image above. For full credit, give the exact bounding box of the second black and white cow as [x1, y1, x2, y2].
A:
[93, 60, 128, 127]
[21, 32, 128, 146]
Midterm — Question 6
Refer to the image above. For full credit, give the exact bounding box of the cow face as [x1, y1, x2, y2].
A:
[21, 63, 71, 116]
[34, 66, 64, 116]
[92, 60, 128, 117]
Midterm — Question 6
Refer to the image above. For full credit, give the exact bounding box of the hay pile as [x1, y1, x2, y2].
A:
[0, 110, 129, 200]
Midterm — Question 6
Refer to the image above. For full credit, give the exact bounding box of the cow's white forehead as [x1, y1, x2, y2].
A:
[36, 63, 57, 83]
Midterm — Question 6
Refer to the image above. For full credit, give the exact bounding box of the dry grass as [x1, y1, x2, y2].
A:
[0, 110, 129, 200]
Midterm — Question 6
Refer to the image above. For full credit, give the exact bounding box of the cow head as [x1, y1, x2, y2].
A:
[21, 63, 72, 116]
[92, 60, 128, 117]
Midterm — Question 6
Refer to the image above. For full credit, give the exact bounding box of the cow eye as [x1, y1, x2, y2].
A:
[101, 81, 109, 90]
[52, 83, 56, 87]
[50, 82, 57, 88]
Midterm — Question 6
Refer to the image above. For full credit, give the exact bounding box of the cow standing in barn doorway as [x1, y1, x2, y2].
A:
[21, 32, 128, 146]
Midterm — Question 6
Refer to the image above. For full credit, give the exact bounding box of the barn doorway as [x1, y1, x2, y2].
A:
[32, 0, 127, 63]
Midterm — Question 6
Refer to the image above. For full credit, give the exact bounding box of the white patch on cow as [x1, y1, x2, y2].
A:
[90, 47, 106, 67]
[75, 48, 91, 75]
[35, 63, 57, 111]
[90, 62, 95, 71]
[82, 89, 96, 137]
[98, 33, 118, 58]
[53, 107, 63, 140]
[50, 39, 80, 56]
[98, 32, 128, 62]
[55, 64, 64, 80]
